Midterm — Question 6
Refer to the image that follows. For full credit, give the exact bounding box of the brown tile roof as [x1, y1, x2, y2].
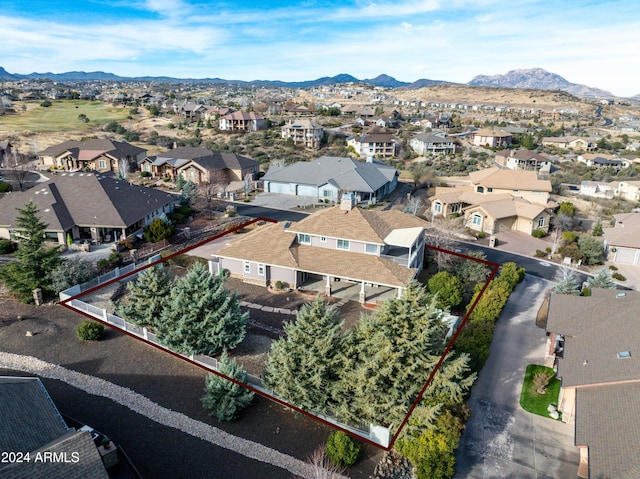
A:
[37, 139, 145, 159]
[287, 206, 426, 243]
[473, 128, 512, 138]
[465, 197, 546, 220]
[546, 288, 640, 387]
[215, 217, 419, 287]
[468, 167, 551, 192]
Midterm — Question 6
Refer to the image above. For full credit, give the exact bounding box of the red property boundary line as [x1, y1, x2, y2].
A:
[60, 218, 500, 451]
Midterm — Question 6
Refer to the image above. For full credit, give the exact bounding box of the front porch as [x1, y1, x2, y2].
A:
[298, 273, 398, 305]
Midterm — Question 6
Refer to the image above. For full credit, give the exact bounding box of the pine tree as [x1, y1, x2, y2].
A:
[0, 201, 61, 302]
[553, 268, 581, 295]
[115, 265, 172, 329]
[262, 297, 343, 414]
[202, 351, 254, 421]
[335, 282, 461, 426]
[157, 262, 247, 356]
[175, 173, 186, 190]
[587, 269, 616, 290]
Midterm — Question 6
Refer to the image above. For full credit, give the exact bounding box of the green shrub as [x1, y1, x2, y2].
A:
[562, 231, 577, 244]
[0, 239, 16, 254]
[427, 271, 464, 309]
[326, 431, 361, 467]
[612, 272, 626, 281]
[168, 212, 186, 224]
[274, 280, 284, 290]
[454, 320, 495, 373]
[140, 171, 151, 178]
[609, 265, 618, 271]
[174, 205, 193, 216]
[0, 182, 13, 193]
[531, 229, 546, 238]
[76, 321, 105, 341]
[535, 249, 546, 258]
[477, 231, 486, 239]
[40, 100, 52, 107]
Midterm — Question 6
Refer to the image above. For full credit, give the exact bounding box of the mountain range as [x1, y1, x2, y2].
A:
[0, 66, 621, 98]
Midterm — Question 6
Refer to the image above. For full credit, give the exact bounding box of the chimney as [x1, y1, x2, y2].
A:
[340, 192, 356, 211]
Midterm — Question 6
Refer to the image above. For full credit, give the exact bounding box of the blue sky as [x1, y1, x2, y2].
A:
[1, 0, 639, 96]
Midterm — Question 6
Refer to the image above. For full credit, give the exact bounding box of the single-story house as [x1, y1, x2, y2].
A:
[37, 139, 147, 174]
[213, 197, 427, 303]
[0, 376, 110, 478]
[141, 147, 259, 185]
[263, 156, 398, 204]
[603, 213, 640, 264]
[546, 289, 640, 478]
[0, 172, 177, 245]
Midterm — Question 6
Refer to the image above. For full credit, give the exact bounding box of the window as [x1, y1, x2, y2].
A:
[476, 186, 485, 193]
[472, 214, 482, 226]
[258, 263, 265, 276]
[98, 160, 107, 169]
[337, 239, 350, 250]
[434, 201, 442, 213]
[365, 243, 378, 254]
[243, 261, 250, 274]
[537, 217, 545, 228]
[320, 236, 326, 242]
[487, 187, 493, 193]
[298, 233, 311, 244]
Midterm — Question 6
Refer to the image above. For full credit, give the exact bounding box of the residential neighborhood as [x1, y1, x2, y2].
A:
[2, 67, 640, 479]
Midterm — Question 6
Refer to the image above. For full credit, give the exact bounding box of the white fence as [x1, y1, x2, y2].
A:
[61, 255, 391, 448]
[59, 254, 162, 301]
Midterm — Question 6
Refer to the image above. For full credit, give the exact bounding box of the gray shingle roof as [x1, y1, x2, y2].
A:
[0, 377, 109, 479]
[547, 288, 640, 387]
[0, 173, 177, 231]
[263, 156, 397, 193]
[0, 377, 68, 453]
[575, 384, 640, 479]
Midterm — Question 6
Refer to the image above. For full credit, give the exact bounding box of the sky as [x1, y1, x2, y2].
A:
[1, 0, 639, 97]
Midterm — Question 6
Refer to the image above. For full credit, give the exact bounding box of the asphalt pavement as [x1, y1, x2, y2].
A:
[454, 275, 580, 478]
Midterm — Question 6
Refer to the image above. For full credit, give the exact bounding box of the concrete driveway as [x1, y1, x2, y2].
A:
[455, 275, 580, 479]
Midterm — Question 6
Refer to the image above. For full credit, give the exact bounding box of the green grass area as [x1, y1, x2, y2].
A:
[0, 100, 130, 132]
[519, 364, 561, 419]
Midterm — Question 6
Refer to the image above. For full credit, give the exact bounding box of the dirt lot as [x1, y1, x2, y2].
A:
[0, 291, 382, 479]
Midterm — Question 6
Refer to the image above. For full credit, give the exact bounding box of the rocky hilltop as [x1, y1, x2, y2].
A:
[469, 68, 613, 98]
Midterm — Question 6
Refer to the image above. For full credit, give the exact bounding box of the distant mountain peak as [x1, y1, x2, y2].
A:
[468, 68, 613, 98]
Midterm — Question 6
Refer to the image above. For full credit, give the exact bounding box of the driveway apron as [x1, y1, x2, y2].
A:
[454, 275, 580, 478]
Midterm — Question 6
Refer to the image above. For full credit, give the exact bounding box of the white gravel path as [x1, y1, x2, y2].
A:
[0, 351, 348, 479]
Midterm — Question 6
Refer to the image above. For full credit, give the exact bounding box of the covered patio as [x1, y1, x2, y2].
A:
[299, 273, 398, 305]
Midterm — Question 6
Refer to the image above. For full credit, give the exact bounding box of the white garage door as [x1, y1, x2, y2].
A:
[267, 181, 290, 194]
[615, 247, 639, 265]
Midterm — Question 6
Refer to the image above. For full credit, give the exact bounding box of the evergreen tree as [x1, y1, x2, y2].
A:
[180, 180, 198, 207]
[0, 201, 61, 302]
[262, 297, 343, 414]
[448, 250, 489, 284]
[427, 271, 464, 309]
[587, 269, 616, 289]
[175, 173, 186, 190]
[202, 351, 254, 421]
[50, 257, 99, 294]
[592, 221, 604, 236]
[115, 265, 172, 329]
[553, 268, 581, 295]
[157, 262, 247, 355]
[335, 282, 466, 426]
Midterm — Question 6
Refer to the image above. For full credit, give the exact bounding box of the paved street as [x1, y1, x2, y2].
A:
[455, 275, 580, 479]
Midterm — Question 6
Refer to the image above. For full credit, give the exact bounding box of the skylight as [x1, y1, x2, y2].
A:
[617, 351, 631, 359]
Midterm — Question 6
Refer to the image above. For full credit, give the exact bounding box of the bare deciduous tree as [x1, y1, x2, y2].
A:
[5, 152, 35, 191]
[196, 170, 229, 217]
[292, 446, 346, 479]
[425, 215, 464, 271]
[407, 195, 424, 216]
